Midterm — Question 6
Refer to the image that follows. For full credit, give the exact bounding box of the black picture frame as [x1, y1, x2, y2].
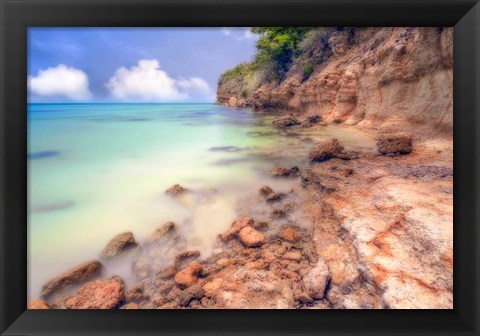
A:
[1, 0, 479, 335]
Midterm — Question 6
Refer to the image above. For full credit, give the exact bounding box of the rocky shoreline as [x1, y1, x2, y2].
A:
[28, 113, 453, 309]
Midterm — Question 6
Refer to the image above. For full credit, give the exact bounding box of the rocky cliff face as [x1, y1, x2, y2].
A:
[217, 27, 453, 137]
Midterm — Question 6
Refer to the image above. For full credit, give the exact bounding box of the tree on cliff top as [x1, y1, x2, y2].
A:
[251, 27, 311, 79]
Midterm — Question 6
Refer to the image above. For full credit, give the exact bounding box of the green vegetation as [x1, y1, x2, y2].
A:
[302, 63, 314, 79]
[251, 27, 311, 78]
[219, 27, 345, 97]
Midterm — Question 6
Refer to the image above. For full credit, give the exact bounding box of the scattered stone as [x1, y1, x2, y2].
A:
[216, 269, 295, 309]
[306, 114, 322, 124]
[279, 227, 302, 243]
[302, 258, 330, 299]
[40, 260, 103, 300]
[28, 299, 50, 309]
[174, 250, 201, 267]
[376, 133, 413, 155]
[272, 115, 300, 128]
[212, 248, 224, 255]
[238, 226, 266, 247]
[157, 265, 177, 279]
[165, 184, 187, 198]
[266, 193, 281, 202]
[100, 232, 138, 260]
[220, 216, 254, 241]
[309, 138, 344, 162]
[203, 278, 223, 298]
[65, 276, 125, 309]
[259, 185, 274, 196]
[301, 115, 323, 128]
[132, 258, 151, 279]
[300, 170, 338, 193]
[178, 284, 205, 306]
[271, 209, 286, 219]
[269, 166, 300, 177]
[253, 221, 269, 231]
[283, 251, 302, 261]
[125, 285, 147, 303]
[144, 222, 176, 245]
[174, 263, 203, 288]
[335, 151, 359, 160]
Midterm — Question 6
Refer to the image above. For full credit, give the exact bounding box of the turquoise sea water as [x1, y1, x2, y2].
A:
[28, 103, 376, 299]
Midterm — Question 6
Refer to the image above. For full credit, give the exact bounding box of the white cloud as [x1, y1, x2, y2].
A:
[221, 28, 258, 42]
[238, 30, 257, 41]
[221, 28, 232, 36]
[28, 64, 92, 100]
[105, 59, 211, 102]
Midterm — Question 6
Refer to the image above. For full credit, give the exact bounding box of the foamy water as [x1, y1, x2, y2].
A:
[28, 103, 376, 299]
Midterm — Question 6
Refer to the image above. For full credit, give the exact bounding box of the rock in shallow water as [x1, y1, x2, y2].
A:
[220, 216, 254, 241]
[65, 276, 125, 309]
[174, 263, 203, 288]
[269, 166, 300, 177]
[100, 231, 138, 260]
[238, 226, 266, 247]
[165, 184, 187, 198]
[272, 115, 300, 128]
[376, 133, 413, 155]
[144, 221, 176, 245]
[279, 227, 302, 243]
[40, 260, 103, 301]
[309, 138, 344, 162]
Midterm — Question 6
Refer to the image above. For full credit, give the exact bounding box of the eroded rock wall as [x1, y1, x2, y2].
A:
[217, 27, 453, 137]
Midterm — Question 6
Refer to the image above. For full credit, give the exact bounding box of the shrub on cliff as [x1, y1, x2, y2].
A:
[251, 27, 311, 79]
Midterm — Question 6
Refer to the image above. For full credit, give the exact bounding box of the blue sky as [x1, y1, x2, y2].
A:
[28, 28, 258, 103]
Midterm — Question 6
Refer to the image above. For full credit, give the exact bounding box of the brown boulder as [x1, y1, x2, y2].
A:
[174, 250, 201, 268]
[40, 260, 103, 300]
[65, 276, 125, 309]
[100, 232, 138, 259]
[266, 193, 281, 202]
[220, 216, 254, 241]
[165, 184, 187, 198]
[238, 226, 266, 247]
[27, 299, 50, 309]
[125, 285, 148, 303]
[309, 139, 344, 162]
[144, 221, 176, 245]
[283, 251, 302, 261]
[302, 258, 330, 299]
[279, 227, 302, 243]
[269, 166, 300, 177]
[203, 278, 223, 298]
[178, 284, 205, 306]
[174, 262, 203, 288]
[259, 185, 274, 196]
[272, 115, 300, 128]
[157, 265, 177, 279]
[377, 133, 413, 155]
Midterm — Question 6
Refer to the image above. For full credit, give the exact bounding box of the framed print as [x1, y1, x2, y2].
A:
[1, 0, 479, 335]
